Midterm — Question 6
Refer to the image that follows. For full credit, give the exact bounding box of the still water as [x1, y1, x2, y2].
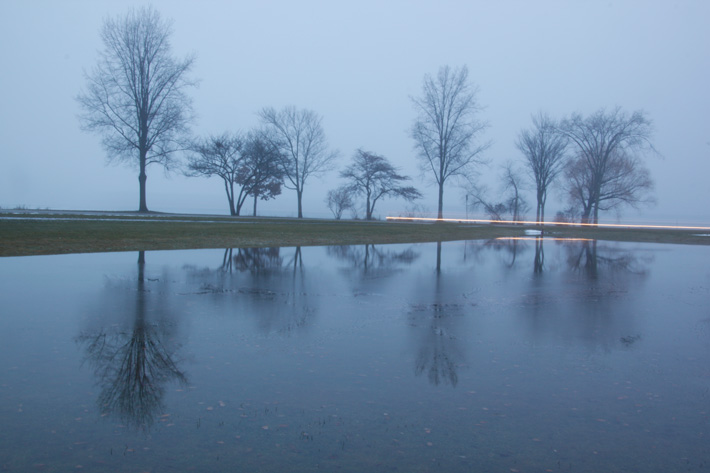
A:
[1, 240, 709, 472]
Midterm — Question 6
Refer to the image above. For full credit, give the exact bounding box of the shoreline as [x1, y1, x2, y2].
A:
[1, 211, 709, 257]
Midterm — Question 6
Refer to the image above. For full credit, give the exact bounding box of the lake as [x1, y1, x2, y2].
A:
[1, 239, 709, 472]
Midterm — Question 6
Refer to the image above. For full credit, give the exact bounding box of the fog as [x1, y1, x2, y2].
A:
[1, 0, 708, 224]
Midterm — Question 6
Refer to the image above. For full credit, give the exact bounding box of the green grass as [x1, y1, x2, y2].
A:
[1, 212, 708, 257]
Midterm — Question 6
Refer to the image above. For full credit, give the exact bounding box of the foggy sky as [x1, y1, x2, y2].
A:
[1, 0, 708, 224]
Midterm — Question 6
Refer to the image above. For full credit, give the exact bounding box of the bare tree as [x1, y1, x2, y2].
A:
[240, 133, 284, 216]
[185, 133, 244, 216]
[501, 162, 529, 222]
[467, 184, 507, 221]
[77, 7, 196, 212]
[558, 107, 656, 224]
[564, 148, 654, 222]
[516, 112, 568, 223]
[467, 163, 528, 222]
[258, 106, 338, 218]
[340, 149, 422, 220]
[410, 65, 490, 219]
[325, 187, 354, 219]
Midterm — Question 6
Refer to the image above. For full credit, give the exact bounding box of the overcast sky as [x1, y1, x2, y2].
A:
[1, 0, 708, 224]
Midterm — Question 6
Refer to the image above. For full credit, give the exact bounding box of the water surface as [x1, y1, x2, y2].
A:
[1, 240, 709, 472]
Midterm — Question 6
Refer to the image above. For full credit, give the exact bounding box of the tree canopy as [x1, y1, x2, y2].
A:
[340, 149, 421, 220]
[77, 6, 196, 212]
[558, 108, 655, 224]
[258, 106, 338, 218]
[411, 65, 489, 219]
[516, 113, 568, 223]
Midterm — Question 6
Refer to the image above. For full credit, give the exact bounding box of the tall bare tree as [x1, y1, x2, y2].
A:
[516, 112, 568, 223]
[558, 108, 655, 224]
[77, 7, 196, 212]
[258, 106, 338, 218]
[341, 149, 422, 220]
[185, 133, 244, 216]
[410, 65, 489, 219]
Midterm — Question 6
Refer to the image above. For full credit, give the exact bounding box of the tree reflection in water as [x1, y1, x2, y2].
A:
[220, 247, 283, 274]
[534, 236, 544, 274]
[76, 251, 187, 430]
[327, 243, 419, 278]
[183, 247, 315, 335]
[487, 238, 528, 268]
[408, 256, 466, 387]
[410, 302, 464, 386]
[564, 239, 649, 282]
[327, 243, 463, 386]
[519, 239, 652, 348]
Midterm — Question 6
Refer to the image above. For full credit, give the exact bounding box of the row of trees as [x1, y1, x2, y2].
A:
[183, 107, 338, 218]
[76, 7, 418, 219]
[186, 110, 421, 219]
[410, 65, 656, 225]
[466, 108, 655, 225]
[77, 7, 656, 223]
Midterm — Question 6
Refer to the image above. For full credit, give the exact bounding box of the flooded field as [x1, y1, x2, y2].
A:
[1, 239, 709, 472]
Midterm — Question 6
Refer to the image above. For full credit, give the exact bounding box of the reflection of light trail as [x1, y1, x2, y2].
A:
[495, 237, 595, 242]
[385, 216, 710, 231]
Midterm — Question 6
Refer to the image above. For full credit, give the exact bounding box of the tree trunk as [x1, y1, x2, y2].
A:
[297, 189, 303, 218]
[138, 157, 148, 212]
[536, 188, 544, 224]
[226, 180, 236, 216]
[437, 182, 444, 220]
[253, 194, 258, 216]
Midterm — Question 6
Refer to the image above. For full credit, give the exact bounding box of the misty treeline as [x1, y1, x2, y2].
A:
[472, 107, 656, 225]
[77, 7, 657, 223]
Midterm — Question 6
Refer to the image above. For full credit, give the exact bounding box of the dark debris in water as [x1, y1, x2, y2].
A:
[620, 334, 641, 347]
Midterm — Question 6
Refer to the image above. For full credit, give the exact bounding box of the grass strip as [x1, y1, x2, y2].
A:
[1, 213, 708, 257]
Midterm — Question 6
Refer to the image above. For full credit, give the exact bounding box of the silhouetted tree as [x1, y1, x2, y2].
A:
[77, 7, 196, 212]
[239, 133, 284, 216]
[564, 148, 654, 224]
[468, 185, 507, 221]
[258, 106, 338, 218]
[467, 163, 528, 222]
[185, 133, 244, 215]
[340, 149, 422, 220]
[516, 112, 568, 223]
[501, 162, 529, 222]
[558, 108, 655, 224]
[325, 186, 353, 219]
[410, 65, 489, 219]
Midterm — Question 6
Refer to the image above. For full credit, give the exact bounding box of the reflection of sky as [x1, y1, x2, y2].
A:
[1, 242, 709, 471]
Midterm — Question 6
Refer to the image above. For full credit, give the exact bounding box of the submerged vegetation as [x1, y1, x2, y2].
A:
[1, 212, 708, 257]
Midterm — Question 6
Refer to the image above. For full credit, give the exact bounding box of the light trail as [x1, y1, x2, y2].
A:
[494, 237, 595, 242]
[385, 216, 710, 231]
